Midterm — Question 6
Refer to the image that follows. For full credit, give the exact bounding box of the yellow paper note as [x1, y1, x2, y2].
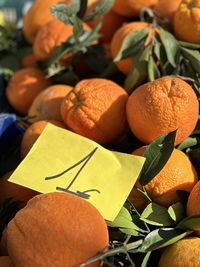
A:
[9, 124, 145, 221]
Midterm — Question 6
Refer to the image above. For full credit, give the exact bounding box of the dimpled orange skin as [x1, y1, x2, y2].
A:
[22, 0, 67, 44]
[159, 237, 200, 267]
[187, 181, 200, 236]
[5, 68, 52, 115]
[126, 77, 199, 145]
[112, 0, 159, 17]
[6, 192, 109, 267]
[21, 120, 66, 158]
[129, 147, 198, 207]
[0, 257, 13, 267]
[28, 85, 72, 123]
[174, 0, 200, 44]
[154, 0, 182, 23]
[0, 171, 38, 205]
[60, 78, 128, 144]
[111, 22, 152, 75]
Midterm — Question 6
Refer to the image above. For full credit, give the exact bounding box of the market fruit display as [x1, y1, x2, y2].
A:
[1, 0, 200, 266]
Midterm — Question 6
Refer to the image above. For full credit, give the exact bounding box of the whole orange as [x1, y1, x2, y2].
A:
[111, 22, 156, 75]
[112, 0, 159, 17]
[129, 146, 198, 207]
[0, 257, 13, 267]
[60, 78, 128, 144]
[28, 85, 72, 123]
[159, 237, 200, 267]
[126, 77, 199, 145]
[187, 180, 200, 236]
[154, 0, 182, 23]
[174, 0, 200, 44]
[22, 0, 67, 44]
[5, 68, 52, 115]
[6, 192, 109, 267]
[0, 171, 37, 205]
[33, 18, 91, 61]
[20, 120, 66, 158]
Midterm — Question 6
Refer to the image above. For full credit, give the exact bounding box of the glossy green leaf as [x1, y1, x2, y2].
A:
[85, 0, 114, 21]
[138, 228, 189, 252]
[181, 47, 200, 75]
[168, 203, 185, 223]
[160, 27, 180, 67]
[141, 203, 174, 226]
[177, 215, 200, 230]
[114, 29, 149, 62]
[177, 137, 199, 151]
[124, 54, 147, 94]
[147, 55, 155, 81]
[138, 130, 176, 186]
[179, 41, 200, 50]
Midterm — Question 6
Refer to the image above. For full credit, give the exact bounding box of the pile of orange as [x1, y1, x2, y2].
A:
[1, 0, 200, 266]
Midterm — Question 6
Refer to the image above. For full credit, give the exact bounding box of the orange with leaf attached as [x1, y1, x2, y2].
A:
[174, 0, 200, 44]
[5, 192, 109, 267]
[112, 0, 159, 17]
[111, 22, 158, 75]
[60, 78, 128, 144]
[126, 77, 199, 145]
[129, 146, 198, 208]
[5, 68, 52, 115]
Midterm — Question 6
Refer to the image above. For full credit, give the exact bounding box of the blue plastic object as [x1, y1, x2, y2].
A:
[0, 113, 24, 154]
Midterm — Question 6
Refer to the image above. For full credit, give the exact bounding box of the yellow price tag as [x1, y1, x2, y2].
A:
[9, 124, 145, 221]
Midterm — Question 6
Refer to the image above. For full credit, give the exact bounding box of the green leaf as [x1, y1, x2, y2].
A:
[177, 137, 199, 151]
[119, 227, 142, 237]
[141, 252, 151, 267]
[107, 207, 143, 233]
[154, 41, 161, 60]
[168, 203, 185, 223]
[51, 2, 80, 25]
[138, 228, 189, 252]
[138, 130, 176, 186]
[85, 0, 114, 22]
[81, 21, 102, 47]
[177, 215, 200, 231]
[140, 46, 151, 62]
[147, 55, 155, 81]
[181, 47, 200, 75]
[124, 54, 147, 94]
[179, 41, 200, 50]
[141, 203, 174, 227]
[114, 29, 149, 62]
[73, 17, 84, 40]
[160, 27, 180, 68]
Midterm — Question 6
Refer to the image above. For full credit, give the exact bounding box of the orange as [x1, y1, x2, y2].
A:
[154, 0, 182, 23]
[0, 171, 37, 205]
[60, 78, 128, 144]
[174, 0, 200, 44]
[5, 68, 52, 115]
[85, 0, 126, 43]
[28, 85, 72, 123]
[187, 180, 200, 236]
[20, 53, 39, 69]
[22, 0, 67, 44]
[159, 237, 200, 267]
[0, 257, 13, 267]
[33, 18, 91, 61]
[6, 192, 109, 267]
[129, 146, 198, 207]
[20, 120, 66, 158]
[126, 77, 199, 145]
[112, 0, 158, 17]
[111, 22, 156, 75]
